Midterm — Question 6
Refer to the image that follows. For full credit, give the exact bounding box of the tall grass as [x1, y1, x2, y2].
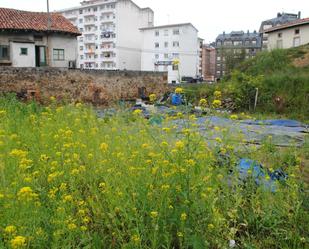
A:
[0, 96, 308, 249]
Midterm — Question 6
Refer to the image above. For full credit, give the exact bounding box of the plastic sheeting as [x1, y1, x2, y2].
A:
[173, 116, 308, 147]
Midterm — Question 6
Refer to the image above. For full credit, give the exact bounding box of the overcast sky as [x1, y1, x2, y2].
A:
[0, 0, 308, 41]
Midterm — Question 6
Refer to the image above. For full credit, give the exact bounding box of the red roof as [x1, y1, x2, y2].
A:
[0, 8, 80, 36]
[265, 17, 309, 33]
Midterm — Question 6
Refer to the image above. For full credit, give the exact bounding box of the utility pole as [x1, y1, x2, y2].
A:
[47, 0, 51, 30]
[46, 0, 51, 66]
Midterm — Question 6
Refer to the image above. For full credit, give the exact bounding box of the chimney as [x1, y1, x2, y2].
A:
[298, 11, 301, 19]
[223, 31, 225, 36]
[277, 12, 282, 18]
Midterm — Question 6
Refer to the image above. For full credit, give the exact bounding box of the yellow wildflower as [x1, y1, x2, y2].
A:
[131, 234, 141, 244]
[230, 114, 238, 120]
[180, 213, 187, 221]
[100, 143, 109, 151]
[175, 141, 185, 150]
[212, 99, 222, 109]
[214, 90, 222, 99]
[17, 187, 38, 201]
[149, 94, 157, 102]
[10, 236, 26, 249]
[199, 98, 208, 107]
[4, 225, 16, 234]
[133, 109, 142, 115]
[175, 87, 183, 94]
[150, 211, 158, 219]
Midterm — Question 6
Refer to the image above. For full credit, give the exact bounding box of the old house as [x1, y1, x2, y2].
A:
[264, 18, 309, 50]
[0, 8, 80, 68]
[259, 12, 301, 50]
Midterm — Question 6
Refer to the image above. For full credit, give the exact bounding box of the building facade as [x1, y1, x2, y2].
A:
[215, 31, 262, 80]
[58, 0, 154, 70]
[202, 44, 216, 82]
[259, 12, 301, 50]
[0, 8, 79, 68]
[140, 23, 200, 84]
[265, 18, 309, 50]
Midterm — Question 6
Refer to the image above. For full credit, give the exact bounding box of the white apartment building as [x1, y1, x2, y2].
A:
[58, 0, 154, 70]
[140, 23, 200, 83]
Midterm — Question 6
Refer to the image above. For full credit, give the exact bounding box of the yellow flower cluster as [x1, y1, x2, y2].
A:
[17, 187, 38, 201]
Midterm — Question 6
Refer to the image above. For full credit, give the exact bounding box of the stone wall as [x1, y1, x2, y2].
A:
[0, 67, 168, 105]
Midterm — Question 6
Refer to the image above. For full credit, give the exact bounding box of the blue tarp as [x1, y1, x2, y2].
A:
[173, 116, 308, 147]
[237, 158, 288, 192]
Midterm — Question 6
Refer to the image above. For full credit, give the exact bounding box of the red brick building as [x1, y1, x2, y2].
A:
[202, 44, 216, 82]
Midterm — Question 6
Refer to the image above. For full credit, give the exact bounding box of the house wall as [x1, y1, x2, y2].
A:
[141, 25, 199, 83]
[267, 24, 309, 50]
[49, 34, 78, 67]
[10, 42, 35, 67]
[0, 32, 78, 68]
[0, 67, 168, 105]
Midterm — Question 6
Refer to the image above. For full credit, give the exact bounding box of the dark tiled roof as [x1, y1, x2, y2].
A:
[259, 13, 299, 32]
[215, 31, 262, 48]
[264, 17, 309, 33]
[0, 8, 80, 35]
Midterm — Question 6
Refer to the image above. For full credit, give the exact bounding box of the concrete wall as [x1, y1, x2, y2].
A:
[0, 67, 168, 105]
[267, 24, 309, 50]
[116, 0, 154, 70]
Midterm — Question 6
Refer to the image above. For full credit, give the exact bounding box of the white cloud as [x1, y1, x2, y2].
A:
[0, 0, 307, 41]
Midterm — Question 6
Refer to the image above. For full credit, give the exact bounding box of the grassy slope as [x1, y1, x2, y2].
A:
[183, 44, 309, 121]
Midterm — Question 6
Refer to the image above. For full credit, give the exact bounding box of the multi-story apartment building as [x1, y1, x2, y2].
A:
[58, 0, 154, 70]
[202, 44, 216, 82]
[259, 12, 301, 50]
[198, 38, 204, 77]
[140, 23, 200, 83]
[215, 31, 262, 80]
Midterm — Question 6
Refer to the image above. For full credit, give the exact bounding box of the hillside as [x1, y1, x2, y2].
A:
[184, 44, 309, 121]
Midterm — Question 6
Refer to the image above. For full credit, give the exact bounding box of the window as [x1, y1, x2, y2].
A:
[173, 29, 180, 35]
[293, 37, 301, 47]
[278, 33, 282, 38]
[154, 65, 159, 71]
[155, 30, 159, 36]
[163, 65, 168, 71]
[172, 53, 179, 58]
[217, 56, 221, 61]
[0, 45, 9, 60]
[164, 53, 169, 59]
[80, 55, 84, 59]
[164, 42, 168, 48]
[164, 29, 169, 36]
[53, 49, 65, 61]
[173, 41, 179, 47]
[155, 42, 159, 48]
[251, 40, 257, 45]
[80, 46, 84, 51]
[79, 19, 83, 23]
[155, 54, 159, 59]
[20, 48, 28, 55]
[172, 64, 179, 71]
[295, 29, 300, 35]
[233, 41, 242, 46]
[79, 9, 83, 14]
[276, 40, 283, 49]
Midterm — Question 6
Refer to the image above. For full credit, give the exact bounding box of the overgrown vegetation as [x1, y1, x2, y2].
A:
[0, 96, 308, 248]
[184, 45, 309, 121]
